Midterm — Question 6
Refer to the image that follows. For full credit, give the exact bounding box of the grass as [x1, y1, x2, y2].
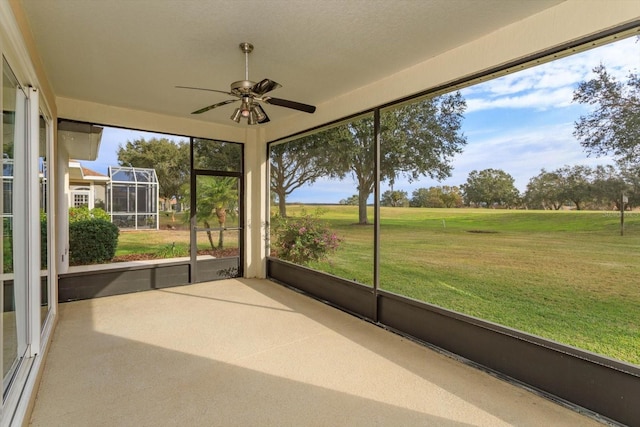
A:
[287, 206, 640, 365]
[116, 211, 239, 257]
[116, 229, 239, 256]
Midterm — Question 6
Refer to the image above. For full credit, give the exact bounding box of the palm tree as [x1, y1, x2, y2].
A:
[195, 177, 238, 249]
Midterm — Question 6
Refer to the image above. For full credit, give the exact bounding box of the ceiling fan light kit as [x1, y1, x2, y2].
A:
[178, 42, 316, 125]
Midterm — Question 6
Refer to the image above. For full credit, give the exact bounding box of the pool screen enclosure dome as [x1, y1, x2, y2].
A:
[107, 166, 159, 230]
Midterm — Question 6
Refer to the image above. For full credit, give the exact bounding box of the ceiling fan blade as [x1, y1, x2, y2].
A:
[263, 97, 316, 114]
[191, 99, 238, 115]
[176, 85, 234, 96]
[251, 79, 281, 96]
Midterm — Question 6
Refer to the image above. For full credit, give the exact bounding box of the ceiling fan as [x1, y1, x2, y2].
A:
[177, 42, 316, 125]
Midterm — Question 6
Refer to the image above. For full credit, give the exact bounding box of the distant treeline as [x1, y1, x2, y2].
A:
[335, 164, 639, 211]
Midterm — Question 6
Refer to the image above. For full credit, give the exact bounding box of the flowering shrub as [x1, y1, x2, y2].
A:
[69, 206, 110, 223]
[270, 211, 341, 265]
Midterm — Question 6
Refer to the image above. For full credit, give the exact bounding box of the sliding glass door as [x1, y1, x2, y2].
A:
[2, 57, 28, 398]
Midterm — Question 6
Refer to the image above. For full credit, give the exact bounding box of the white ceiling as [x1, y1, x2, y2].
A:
[21, 0, 565, 128]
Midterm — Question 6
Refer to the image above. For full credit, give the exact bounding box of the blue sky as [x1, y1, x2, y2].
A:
[291, 36, 638, 203]
[85, 36, 638, 202]
[83, 128, 188, 175]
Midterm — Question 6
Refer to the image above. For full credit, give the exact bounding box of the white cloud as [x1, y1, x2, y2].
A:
[462, 36, 638, 113]
[399, 122, 616, 193]
[466, 87, 575, 112]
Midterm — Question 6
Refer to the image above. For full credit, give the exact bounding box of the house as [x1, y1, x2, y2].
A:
[68, 160, 108, 209]
[68, 161, 160, 229]
[1, 1, 639, 426]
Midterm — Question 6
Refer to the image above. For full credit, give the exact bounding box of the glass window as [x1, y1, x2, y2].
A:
[72, 192, 89, 207]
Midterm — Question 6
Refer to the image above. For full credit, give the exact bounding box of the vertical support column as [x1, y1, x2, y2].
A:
[155, 171, 159, 230]
[243, 127, 268, 278]
[189, 138, 197, 283]
[46, 117, 57, 316]
[373, 109, 381, 322]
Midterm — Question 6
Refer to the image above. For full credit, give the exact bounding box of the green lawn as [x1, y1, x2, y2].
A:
[116, 211, 239, 257]
[287, 206, 640, 365]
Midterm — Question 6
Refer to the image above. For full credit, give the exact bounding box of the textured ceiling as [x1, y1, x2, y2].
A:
[21, 0, 564, 127]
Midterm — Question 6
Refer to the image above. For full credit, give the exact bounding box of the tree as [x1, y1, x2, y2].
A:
[555, 165, 593, 210]
[411, 187, 444, 208]
[326, 92, 467, 224]
[461, 169, 519, 208]
[327, 118, 376, 224]
[573, 64, 640, 165]
[193, 177, 238, 249]
[117, 138, 189, 220]
[525, 164, 634, 211]
[589, 164, 627, 210]
[270, 129, 348, 217]
[339, 195, 359, 205]
[439, 185, 464, 208]
[410, 186, 463, 208]
[620, 164, 640, 209]
[193, 139, 242, 172]
[381, 190, 409, 207]
[524, 170, 565, 210]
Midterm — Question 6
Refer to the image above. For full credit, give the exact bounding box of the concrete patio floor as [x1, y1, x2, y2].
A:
[29, 278, 602, 426]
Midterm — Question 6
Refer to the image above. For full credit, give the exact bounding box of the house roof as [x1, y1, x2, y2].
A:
[68, 160, 109, 182]
[81, 166, 107, 178]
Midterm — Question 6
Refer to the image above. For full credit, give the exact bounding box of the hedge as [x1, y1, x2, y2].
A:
[69, 219, 119, 265]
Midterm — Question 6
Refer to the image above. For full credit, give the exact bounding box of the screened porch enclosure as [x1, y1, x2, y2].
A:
[106, 166, 159, 230]
[2, 1, 639, 426]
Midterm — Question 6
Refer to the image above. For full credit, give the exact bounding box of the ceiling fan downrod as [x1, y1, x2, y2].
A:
[239, 42, 253, 81]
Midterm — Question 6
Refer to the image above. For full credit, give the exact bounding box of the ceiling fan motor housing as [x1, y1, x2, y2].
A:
[231, 80, 255, 96]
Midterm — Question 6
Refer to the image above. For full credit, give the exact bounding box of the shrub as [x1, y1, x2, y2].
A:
[270, 210, 341, 265]
[3, 235, 12, 274]
[69, 219, 119, 265]
[69, 206, 110, 223]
